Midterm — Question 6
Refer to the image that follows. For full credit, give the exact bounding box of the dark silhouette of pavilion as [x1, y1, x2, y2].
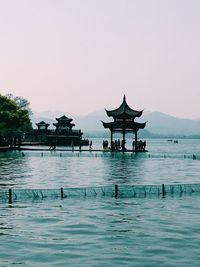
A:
[101, 95, 146, 151]
[35, 115, 83, 146]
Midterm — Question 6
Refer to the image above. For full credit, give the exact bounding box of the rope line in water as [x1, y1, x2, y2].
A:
[1, 183, 200, 203]
[22, 151, 200, 160]
[2, 150, 200, 160]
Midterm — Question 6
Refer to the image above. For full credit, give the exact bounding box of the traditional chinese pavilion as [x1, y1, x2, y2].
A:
[101, 95, 146, 150]
[35, 121, 50, 143]
[35, 115, 83, 146]
[53, 115, 75, 134]
[47, 115, 83, 146]
[36, 121, 50, 131]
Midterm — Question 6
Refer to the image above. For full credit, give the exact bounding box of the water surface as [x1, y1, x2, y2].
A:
[0, 138, 200, 266]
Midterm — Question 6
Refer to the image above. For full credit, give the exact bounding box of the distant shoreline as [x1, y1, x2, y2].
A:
[82, 131, 200, 139]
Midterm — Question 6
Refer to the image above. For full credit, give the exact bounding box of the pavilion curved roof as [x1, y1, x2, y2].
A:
[56, 115, 73, 122]
[105, 95, 143, 118]
[101, 120, 146, 131]
[54, 115, 75, 127]
[36, 121, 50, 126]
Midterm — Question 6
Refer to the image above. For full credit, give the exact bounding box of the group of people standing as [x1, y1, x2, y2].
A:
[102, 139, 126, 151]
[132, 140, 146, 151]
[103, 139, 147, 151]
[49, 139, 93, 151]
[49, 138, 147, 151]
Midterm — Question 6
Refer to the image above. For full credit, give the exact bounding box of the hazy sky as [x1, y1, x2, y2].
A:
[0, 0, 200, 118]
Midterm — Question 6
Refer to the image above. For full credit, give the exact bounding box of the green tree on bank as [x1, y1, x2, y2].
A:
[0, 94, 32, 146]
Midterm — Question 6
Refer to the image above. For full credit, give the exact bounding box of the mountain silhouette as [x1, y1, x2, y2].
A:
[31, 109, 200, 136]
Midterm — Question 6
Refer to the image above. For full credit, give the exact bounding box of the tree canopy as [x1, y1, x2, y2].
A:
[0, 94, 32, 136]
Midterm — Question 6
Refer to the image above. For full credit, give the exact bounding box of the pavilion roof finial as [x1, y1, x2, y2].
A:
[123, 94, 126, 102]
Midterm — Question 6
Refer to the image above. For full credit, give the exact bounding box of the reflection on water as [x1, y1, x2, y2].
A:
[0, 138, 200, 188]
[102, 152, 146, 184]
[1, 138, 200, 266]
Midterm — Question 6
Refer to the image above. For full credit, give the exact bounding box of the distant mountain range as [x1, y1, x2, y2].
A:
[31, 110, 200, 138]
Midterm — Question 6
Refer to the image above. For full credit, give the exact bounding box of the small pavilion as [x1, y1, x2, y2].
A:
[101, 95, 146, 151]
[35, 121, 50, 143]
[36, 121, 50, 131]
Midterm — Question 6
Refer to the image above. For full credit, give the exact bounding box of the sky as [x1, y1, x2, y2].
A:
[0, 0, 200, 119]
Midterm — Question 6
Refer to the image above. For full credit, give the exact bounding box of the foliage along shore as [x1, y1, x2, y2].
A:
[0, 94, 32, 147]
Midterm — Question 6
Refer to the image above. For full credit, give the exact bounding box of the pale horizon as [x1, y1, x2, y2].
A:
[32, 107, 200, 121]
[1, 0, 200, 119]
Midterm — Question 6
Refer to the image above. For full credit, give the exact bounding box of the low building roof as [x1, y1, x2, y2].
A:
[36, 121, 50, 126]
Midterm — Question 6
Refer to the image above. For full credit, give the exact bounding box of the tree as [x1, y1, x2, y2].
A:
[0, 94, 32, 138]
[5, 93, 32, 115]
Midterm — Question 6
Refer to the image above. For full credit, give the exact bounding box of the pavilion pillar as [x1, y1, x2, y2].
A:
[110, 129, 113, 147]
[122, 128, 126, 150]
[122, 129, 125, 142]
[135, 130, 138, 151]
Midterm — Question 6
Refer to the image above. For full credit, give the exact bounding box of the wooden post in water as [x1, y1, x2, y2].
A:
[115, 184, 118, 198]
[61, 187, 64, 199]
[8, 188, 12, 204]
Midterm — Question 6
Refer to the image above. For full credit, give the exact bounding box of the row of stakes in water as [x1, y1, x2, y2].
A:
[20, 151, 200, 160]
[1, 183, 200, 204]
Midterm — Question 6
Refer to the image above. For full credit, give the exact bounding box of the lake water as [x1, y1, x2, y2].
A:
[0, 138, 200, 266]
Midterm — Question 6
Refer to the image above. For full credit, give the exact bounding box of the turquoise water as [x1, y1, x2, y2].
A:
[0, 138, 200, 266]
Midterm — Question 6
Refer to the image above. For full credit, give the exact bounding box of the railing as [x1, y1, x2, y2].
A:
[1, 183, 200, 204]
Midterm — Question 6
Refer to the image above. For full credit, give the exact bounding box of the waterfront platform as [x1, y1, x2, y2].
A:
[18, 147, 148, 153]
